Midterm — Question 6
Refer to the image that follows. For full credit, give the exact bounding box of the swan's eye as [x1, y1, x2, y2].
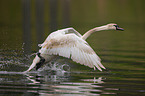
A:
[113, 25, 119, 30]
[113, 25, 119, 28]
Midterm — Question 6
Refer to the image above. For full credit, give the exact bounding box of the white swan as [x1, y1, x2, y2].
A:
[24, 23, 124, 73]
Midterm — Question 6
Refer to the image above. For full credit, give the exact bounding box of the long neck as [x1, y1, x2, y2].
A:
[81, 25, 108, 40]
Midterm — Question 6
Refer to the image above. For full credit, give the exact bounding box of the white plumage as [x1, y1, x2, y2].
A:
[24, 23, 124, 73]
[39, 32, 104, 70]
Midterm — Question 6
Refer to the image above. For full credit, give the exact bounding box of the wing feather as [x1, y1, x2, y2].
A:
[39, 34, 105, 71]
[39, 28, 82, 47]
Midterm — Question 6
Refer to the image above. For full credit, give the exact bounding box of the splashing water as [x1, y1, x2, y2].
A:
[0, 43, 35, 72]
[0, 48, 70, 73]
[37, 61, 70, 72]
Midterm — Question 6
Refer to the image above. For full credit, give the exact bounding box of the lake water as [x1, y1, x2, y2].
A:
[0, 0, 145, 96]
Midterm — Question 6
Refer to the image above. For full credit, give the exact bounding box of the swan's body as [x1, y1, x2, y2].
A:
[24, 23, 124, 73]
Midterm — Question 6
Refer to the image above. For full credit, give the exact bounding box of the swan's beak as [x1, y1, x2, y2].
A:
[116, 26, 124, 31]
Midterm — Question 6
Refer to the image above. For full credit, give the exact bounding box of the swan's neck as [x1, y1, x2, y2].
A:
[81, 25, 108, 40]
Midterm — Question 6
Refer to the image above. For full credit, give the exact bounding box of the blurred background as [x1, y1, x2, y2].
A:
[0, 0, 145, 95]
[0, 0, 145, 70]
[0, 0, 145, 71]
[0, 0, 145, 53]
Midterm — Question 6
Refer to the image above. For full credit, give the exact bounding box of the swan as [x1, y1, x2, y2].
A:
[24, 23, 124, 73]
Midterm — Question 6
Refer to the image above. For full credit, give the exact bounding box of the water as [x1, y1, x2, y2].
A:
[0, 0, 145, 96]
[0, 70, 145, 96]
[0, 47, 145, 96]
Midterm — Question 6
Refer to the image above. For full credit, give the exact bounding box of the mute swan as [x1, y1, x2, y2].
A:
[24, 23, 124, 73]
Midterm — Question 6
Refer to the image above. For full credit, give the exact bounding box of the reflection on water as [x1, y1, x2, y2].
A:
[0, 70, 106, 96]
[0, 47, 145, 96]
[0, 68, 145, 95]
[0, 37, 145, 96]
[1, 0, 145, 96]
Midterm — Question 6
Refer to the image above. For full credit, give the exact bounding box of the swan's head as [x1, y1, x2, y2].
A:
[107, 23, 124, 31]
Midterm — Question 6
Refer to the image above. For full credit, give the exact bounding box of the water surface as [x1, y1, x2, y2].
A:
[0, 0, 145, 96]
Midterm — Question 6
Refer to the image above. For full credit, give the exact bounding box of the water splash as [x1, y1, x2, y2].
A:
[0, 43, 35, 72]
[38, 61, 70, 72]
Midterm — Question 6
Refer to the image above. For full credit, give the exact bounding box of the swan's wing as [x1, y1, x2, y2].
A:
[38, 28, 82, 47]
[39, 34, 105, 71]
[65, 27, 82, 37]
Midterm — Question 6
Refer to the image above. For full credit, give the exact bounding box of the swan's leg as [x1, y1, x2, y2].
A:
[36, 52, 45, 70]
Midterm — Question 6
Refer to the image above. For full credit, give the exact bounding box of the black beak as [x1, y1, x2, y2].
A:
[116, 26, 124, 31]
[114, 25, 124, 31]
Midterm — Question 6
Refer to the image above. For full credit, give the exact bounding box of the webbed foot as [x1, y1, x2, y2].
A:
[36, 52, 45, 70]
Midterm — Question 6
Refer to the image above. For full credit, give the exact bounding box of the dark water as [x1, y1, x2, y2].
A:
[0, 0, 145, 96]
[1, 47, 145, 96]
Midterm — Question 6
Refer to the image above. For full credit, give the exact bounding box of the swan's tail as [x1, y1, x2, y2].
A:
[23, 55, 40, 73]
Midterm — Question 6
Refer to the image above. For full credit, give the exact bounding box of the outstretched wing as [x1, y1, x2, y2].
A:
[39, 28, 82, 47]
[39, 34, 105, 71]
